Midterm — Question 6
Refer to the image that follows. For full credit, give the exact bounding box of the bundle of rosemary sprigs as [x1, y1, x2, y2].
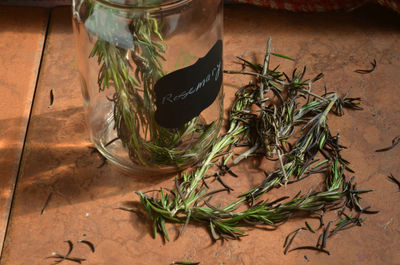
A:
[87, 0, 219, 169]
[134, 38, 377, 251]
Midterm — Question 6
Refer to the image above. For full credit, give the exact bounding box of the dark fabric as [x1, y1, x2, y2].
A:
[230, 0, 400, 13]
[1, 0, 399, 13]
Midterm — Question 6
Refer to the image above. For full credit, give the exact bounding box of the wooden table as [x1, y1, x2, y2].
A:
[0, 4, 399, 265]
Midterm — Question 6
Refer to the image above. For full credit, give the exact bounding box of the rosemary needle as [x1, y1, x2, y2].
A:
[48, 253, 86, 264]
[40, 192, 53, 215]
[78, 240, 95, 253]
[284, 228, 302, 254]
[387, 174, 400, 191]
[172, 261, 200, 265]
[288, 246, 330, 255]
[48, 240, 75, 264]
[49, 89, 54, 107]
[354, 59, 377, 74]
[305, 221, 315, 233]
[375, 136, 400, 152]
[65, 240, 74, 257]
[321, 221, 332, 249]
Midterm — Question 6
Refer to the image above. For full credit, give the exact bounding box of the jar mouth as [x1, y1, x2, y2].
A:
[95, 0, 192, 10]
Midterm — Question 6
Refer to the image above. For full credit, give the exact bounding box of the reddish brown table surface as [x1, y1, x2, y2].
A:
[0, 4, 399, 265]
[0, 6, 49, 255]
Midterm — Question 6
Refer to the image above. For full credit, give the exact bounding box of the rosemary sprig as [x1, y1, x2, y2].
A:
[135, 38, 373, 242]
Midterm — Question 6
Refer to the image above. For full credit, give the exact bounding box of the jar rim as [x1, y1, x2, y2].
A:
[94, 0, 192, 11]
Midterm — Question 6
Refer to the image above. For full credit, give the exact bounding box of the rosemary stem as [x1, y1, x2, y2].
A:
[301, 89, 329, 102]
[223, 70, 285, 85]
[322, 95, 338, 121]
[233, 142, 259, 165]
[182, 128, 242, 210]
[277, 145, 288, 185]
[260, 37, 272, 109]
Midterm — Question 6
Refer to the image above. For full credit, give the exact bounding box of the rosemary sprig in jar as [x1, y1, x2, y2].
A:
[86, 0, 219, 168]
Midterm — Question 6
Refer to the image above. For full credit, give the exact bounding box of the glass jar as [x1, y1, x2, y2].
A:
[72, 0, 224, 175]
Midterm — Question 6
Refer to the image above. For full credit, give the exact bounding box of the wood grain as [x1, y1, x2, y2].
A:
[0, 6, 49, 255]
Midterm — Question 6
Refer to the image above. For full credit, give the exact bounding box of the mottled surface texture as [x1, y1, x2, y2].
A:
[0, 4, 399, 265]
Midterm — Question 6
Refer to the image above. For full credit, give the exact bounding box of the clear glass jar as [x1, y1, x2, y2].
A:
[72, 0, 224, 175]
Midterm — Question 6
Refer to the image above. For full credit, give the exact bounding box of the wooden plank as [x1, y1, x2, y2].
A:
[0, 6, 49, 254]
[2, 5, 400, 265]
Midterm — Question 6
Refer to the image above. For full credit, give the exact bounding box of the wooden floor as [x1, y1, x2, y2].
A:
[0, 4, 399, 265]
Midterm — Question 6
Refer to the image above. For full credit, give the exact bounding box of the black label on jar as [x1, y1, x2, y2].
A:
[154, 40, 223, 129]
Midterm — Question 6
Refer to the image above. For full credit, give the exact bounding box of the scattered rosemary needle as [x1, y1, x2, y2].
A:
[48, 252, 86, 264]
[288, 246, 330, 255]
[354, 59, 377, 74]
[387, 174, 400, 191]
[65, 240, 74, 257]
[117, 206, 140, 213]
[172, 261, 200, 265]
[47, 240, 76, 264]
[375, 136, 400, 152]
[49, 89, 54, 107]
[78, 240, 95, 253]
[284, 228, 302, 255]
[305, 221, 315, 233]
[40, 192, 53, 215]
[321, 221, 332, 249]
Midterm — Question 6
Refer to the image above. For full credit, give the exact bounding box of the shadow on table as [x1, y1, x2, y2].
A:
[0, 106, 174, 217]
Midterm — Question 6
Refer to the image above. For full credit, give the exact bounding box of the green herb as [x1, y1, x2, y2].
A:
[86, 0, 219, 169]
[271, 52, 295, 61]
[134, 38, 374, 245]
[305, 221, 315, 233]
[329, 211, 364, 237]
